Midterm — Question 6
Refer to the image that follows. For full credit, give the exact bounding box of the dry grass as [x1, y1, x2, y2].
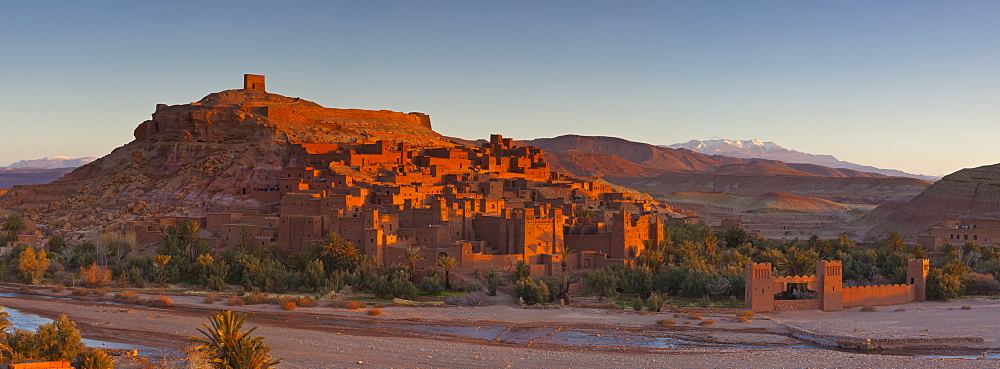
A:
[281, 301, 298, 310]
[572, 302, 619, 309]
[203, 294, 220, 304]
[366, 308, 383, 316]
[296, 298, 319, 307]
[143, 294, 174, 307]
[961, 305, 972, 310]
[735, 316, 751, 323]
[688, 313, 703, 320]
[860, 305, 877, 312]
[698, 320, 716, 326]
[50, 285, 66, 293]
[243, 293, 276, 305]
[114, 291, 142, 304]
[737, 310, 755, 319]
[93, 287, 110, 297]
[656, 319, 676, 326]
[71, 288, 90, 297]
[227, 296, 245, 306]
[328, 301, 366, 310]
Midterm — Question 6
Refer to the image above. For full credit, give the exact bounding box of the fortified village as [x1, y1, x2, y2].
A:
[0, 75, 931, 315]
[111, 75, 696, 278]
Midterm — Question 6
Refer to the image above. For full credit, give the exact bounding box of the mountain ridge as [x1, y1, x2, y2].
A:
[667, 139, 940, 181]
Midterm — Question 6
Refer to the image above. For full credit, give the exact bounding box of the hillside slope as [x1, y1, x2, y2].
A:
[0, 88, 451, 234]
[862, 163, 1000, 238]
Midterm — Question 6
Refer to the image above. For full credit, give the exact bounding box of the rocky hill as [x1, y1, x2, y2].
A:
[862, 163, 1000, 238]
[667, 139, 939, 181]
[0, 87, 451, 235]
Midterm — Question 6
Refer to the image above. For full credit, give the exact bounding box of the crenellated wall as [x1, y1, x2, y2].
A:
[843, 284, 915, 307]
[746, 259, 929, 313]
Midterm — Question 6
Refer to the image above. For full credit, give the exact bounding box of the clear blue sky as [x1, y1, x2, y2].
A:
[1, 1, 998, 176]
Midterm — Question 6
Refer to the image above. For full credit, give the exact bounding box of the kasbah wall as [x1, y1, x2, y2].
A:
[745, 259, 929, 312]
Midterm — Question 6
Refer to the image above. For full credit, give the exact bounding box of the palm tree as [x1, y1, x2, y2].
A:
[1, 214, 26, 245]
[436, 255, 459, 290]
[316, 233, 362, 272]
[400, 246, 424, 282]
[192, 310, 282, 369]
[152, 254, 172, 288]
[886, 231, 905, 252]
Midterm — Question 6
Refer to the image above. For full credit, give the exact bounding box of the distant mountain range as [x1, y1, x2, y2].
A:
[3, 156, 96, 169]
[522, 135, 930, 205]
[665, 139, 940, 181]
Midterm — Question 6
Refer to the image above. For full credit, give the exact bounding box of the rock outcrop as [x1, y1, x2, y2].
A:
[862, 163, 1000, 238]
[0, 88, 451, 238]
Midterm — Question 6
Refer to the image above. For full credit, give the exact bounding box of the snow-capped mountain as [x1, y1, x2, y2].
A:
[4, 156, 97, 169]
[666, 139, 939, 181]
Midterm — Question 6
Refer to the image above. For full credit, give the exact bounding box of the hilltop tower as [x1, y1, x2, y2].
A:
[244, 74, 266, 91]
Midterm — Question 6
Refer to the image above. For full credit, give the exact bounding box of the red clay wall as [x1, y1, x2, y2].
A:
[842, 284, 914, 307]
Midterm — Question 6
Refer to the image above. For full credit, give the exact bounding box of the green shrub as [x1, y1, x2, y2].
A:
[486, 270, 504, 296]
[420, 275, 445, 294]
[74, 349, 114, 369]
[513, 277, 550, 305]
[632, 298, 643, 312]
[372, 272, 417, 299]
[647, 294, 663, 313]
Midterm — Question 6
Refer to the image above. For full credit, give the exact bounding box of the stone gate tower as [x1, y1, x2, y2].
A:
[244, 74, 265, 91]
[907, 259, 930, 301]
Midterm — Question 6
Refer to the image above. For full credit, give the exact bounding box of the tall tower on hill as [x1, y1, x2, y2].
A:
[244, 74, 266, 91]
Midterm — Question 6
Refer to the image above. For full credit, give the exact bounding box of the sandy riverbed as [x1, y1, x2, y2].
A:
[0, 287, 996, 368]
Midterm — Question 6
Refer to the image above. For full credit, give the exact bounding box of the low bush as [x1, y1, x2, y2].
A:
[860, 305, 877, 312]
[737, 310, 755, 319]
[328, 301, 365, 310]
[445, 291, 493, 306]
[93, 287, 110, 297]
[698, 320, 716, 326]
[114, 291, 141, 304]
[297, 298, 319, 307]
[227, 296, 245, 306]
[688, 313, 702, 320]
[242, 293, 275, 305]
[656, 319, 676, 326]
[734, 316, 750, 323]
[144, 294, 174, 307]
[71, 288, 89, 297]
[647, 294, 663, 313]
[961, 305, 972, 310]
[50, 285, 66, 293]
[367, 308, 383, 316]
[632, 298, 643, 312]
[203, 294, 220, 304]
[281, 301, 297, 310]
[965, 272, 1000, 295]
